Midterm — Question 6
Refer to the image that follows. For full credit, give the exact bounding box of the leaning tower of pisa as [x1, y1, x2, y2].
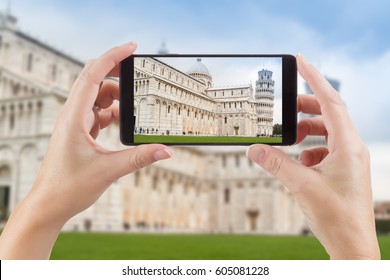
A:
[254, 69, 275, 136]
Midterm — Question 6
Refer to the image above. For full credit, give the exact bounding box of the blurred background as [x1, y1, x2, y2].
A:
[1, 0, 390, 259]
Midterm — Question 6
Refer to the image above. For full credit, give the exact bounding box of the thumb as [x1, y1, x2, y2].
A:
[247, 144, 311, 193]
[105, 144, 172, 180]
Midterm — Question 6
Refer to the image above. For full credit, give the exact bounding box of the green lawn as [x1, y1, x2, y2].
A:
[134, 135, 282, 144]
[52, 233, 327, 260]
[50, 233, 390, 260]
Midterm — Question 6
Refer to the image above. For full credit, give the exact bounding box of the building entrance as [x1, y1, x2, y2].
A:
[234, 126, 239, 136]
[247, 210, 259, 231]
[0, 186, 10, 222]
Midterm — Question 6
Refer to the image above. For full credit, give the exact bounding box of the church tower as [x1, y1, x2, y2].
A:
[255, 69, 275, 136]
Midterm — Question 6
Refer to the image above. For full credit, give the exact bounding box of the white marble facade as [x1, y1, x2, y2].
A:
[0, 13, 305, 234]
[133, 57, 275, 137]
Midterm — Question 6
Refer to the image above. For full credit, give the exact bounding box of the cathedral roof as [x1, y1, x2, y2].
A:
[187, 58, 211, 76]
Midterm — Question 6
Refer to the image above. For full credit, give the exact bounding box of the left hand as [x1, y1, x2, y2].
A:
[0, 42, 172, 259]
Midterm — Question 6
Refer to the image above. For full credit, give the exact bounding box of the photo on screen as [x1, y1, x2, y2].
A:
[132, 56, 282, 144]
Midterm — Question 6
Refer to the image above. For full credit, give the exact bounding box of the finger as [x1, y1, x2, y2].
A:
[67, 42, 137, 118]
[98, 103, 120, 129]
[247, 144, 316, 193]
[102, 144, 172, 181]
[95, 79, 120, 109]
[298, 94, 321, 115]
[296, 116, 327, 144]
[297, 54, 358, 149]
[89, 106, 100, 139]
[299, 147, 329, 167]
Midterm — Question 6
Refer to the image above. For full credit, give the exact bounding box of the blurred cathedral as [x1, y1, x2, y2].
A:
[0, 11, 306, 234]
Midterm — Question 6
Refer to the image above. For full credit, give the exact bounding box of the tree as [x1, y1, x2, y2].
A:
[273, 123, 282, 136]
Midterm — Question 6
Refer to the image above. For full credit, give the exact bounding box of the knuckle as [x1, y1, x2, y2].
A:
[130, 153, 149, 170]
[356, 142, 370, 159]
[78, 59, 97, 82]
[341, 140, 369, 161]
[267, 155, 284, 176]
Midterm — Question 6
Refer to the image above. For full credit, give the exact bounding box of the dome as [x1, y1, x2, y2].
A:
[187, 58, 211, 76]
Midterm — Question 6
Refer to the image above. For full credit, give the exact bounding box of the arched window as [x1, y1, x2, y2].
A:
[222, 155, 226, 167]
[168, 180, 173, 193]
[152, 175, 158, 190]
[10, 112, 15, 130]
[224, 188, 230, 204]
[224, 117, 227, 124]
[0, 165, 11, 178]
[142, 60, 145, 68]
[178, 107, 181, 115]
[27, 53, 33, 72]
[168, 106, 170, 114]
[134, 172, 140, 186]
[51, 64, 57, 81]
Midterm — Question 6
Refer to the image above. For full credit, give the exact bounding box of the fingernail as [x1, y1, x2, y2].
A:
[153, 148, 172, 161]
[123, 41, 137, 47]
[297, 53, 307, 63]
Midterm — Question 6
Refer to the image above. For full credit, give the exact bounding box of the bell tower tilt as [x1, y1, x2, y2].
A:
[254, 69, 275, 136]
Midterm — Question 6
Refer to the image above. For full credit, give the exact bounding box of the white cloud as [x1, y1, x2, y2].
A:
[318, 51, 390, 143]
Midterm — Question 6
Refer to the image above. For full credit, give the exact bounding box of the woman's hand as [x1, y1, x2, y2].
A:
[0, 42, 172, 259]
[247, 54, 380, 259]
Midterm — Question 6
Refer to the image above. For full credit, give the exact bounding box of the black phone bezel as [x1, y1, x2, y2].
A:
[120, 54, 297, 146]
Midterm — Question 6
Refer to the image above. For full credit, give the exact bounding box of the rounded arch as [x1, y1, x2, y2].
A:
[0, 145, 16, 162]
[137, 98, 148, 129]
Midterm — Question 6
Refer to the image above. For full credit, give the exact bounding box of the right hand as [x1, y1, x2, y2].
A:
[247, 54, 380, 259]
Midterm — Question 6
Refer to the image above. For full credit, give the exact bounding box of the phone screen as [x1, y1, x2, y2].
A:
[120, 54, 296, 145]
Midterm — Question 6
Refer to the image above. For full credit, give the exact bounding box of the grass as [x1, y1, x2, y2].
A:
[51, 233, 329, 260]
[50, 233, 390, 260]
[134, 135, 282, 144]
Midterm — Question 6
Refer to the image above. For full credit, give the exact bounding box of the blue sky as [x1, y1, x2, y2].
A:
[5, 0, 390, 198]
[8, 0, 386, 145]
[9, 0, 390, 58]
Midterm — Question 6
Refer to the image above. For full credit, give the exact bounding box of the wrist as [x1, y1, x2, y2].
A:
[0, 191, 66, 259]
[325, 219, 381, 260]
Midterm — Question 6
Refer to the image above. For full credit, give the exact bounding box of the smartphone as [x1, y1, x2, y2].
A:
[120, 54, 297, 145]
